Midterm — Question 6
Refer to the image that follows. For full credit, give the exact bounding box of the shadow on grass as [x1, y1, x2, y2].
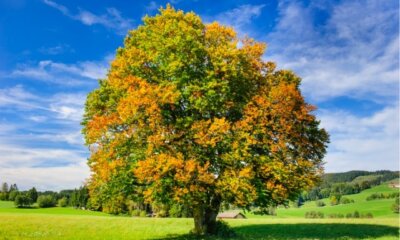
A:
[153, 223, 399, 240]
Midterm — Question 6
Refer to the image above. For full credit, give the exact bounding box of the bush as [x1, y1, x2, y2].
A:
[14, 194, 32, 208]
[214, 220, 236, 238]
[131, 209, 140, 217]
[139, 210, 147, 217]
[156, 209, 167, 218]
[37, 195, 56, 208]
[340, 197, 354, 204]
[330, 195, 341, 206]
[327, 213, 344, 218]
[169, 204, 182, 218]
[344, 211, 372, 218]
[0, 192, 7, 201]
[367, 192, 399, 201]
[102, 196, 127, 214]
[266, 207, 276, 216]
[329, 212, 371, 219]
[151, 202, 169, 217]
[315, 200, 326, 207]
[305, 211, 324, 219]
[58, 197, 68, 207]
[364, 212, 373, 218]
[392, 197, 399, 213]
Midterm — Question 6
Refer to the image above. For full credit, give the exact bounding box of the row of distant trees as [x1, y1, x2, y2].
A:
[0, 182, 89, 209]
[0, 182, 198, 217]
[300, 171, 400, 203]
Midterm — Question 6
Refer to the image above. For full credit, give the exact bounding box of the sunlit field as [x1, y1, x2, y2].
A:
[0, 213, 398, 240]
[0, 182, 398, 240]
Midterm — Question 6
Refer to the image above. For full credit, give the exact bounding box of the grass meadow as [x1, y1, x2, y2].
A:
[252, 183, 400, 218]
[0, 183, 398, 239]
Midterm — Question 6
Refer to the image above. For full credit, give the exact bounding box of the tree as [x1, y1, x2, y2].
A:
[27, 187, 38, 203]
[82, 6, 329, 235]
[1, 182, 8, 193]
[58, 197, 68, 207]
[1, 182, 9, 200]
[9, 183, 18, 192]
[14, 194, 32, 208]
[37, 195, 56, 208]
[70, 186, 89, 209]
[8, 190, 19, 201]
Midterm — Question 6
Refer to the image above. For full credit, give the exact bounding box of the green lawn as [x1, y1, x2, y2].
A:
[0, 213, 398, 240]
[0, 201, 108, 216]
[0, 182, 398, 239]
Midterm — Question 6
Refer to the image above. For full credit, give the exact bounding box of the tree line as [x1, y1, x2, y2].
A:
[0, 183, 89, 209]
[300, 170, 399, 202]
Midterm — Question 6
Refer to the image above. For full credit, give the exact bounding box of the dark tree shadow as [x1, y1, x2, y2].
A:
[152, 223, 399, 240]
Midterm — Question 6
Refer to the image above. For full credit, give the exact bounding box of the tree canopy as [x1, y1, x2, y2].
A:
[82, 5, 329, 235]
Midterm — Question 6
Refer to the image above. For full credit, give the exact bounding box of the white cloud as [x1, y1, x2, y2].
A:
[28, 115, 48, 123]
[0, 85, 87, 124]
[11, 56, 110, 85]
[0, 86, 86, 142]
[319, 105, 399, 172]
[265, 0, 399, 102]
[0, 162, 89, 191]
[0, 143, 85, 169]
[0, 85, 47, 110]
[11, 63, 52, 81]
[43, 0, 69, 15]
[38, 131, 83, 145]
[0, 122, 18, 133]
[0, 80, 91, 191]
[263, 0, 399, 172]
[50, 93, 86, 122]
[43, 0, 134, 35]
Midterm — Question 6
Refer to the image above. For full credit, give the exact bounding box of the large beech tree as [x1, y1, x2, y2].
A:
[82, 6, 329, 235]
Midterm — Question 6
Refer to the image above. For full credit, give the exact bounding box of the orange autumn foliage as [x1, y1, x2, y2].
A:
[82, 6, 329, 227]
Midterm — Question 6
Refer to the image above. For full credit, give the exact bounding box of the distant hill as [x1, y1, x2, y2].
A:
[322, 170, 399, 185]
[274, 181, 400, 218]
[301, 170, 399, 202]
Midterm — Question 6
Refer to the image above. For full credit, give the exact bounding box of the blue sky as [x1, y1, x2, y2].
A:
[0, 0, 398, 190]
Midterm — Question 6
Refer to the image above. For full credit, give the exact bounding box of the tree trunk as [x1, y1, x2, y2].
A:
[192, 196, 221, 235]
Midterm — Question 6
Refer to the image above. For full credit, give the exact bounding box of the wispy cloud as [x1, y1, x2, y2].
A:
[265, 0, 399, 103]
[0, 163, 89, 191]
[204, 4, 265, 37]
[11, 55, 111, 85]
[0, 85, 47, 110]
[0, 85, 86, 124]
[39, 44, 74, 55]
[0, 143, 85, 169]
[262, 0, 399, 172]
[145, 1, 159, 13]
[49, 93, 86, 123]
[43, 0, 134, 35]
[0, 86, 90, 190]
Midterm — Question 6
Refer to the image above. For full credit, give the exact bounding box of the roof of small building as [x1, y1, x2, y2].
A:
[217, 211, 246, 218]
